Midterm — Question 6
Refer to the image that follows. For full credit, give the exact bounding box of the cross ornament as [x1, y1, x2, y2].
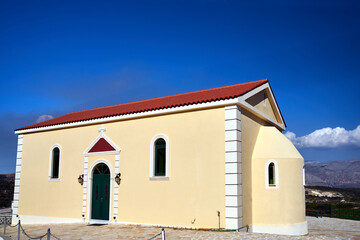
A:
[98, 124, 106, 134]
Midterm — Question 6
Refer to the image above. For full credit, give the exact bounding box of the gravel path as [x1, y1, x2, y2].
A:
[1, 217, 359, 239]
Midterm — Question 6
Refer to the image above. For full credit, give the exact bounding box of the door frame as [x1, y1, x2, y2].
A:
[87, 159, 113, 224]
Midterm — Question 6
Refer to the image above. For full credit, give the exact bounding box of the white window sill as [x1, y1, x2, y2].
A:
[149, 176, 169, 181]
[48, 178, 60, 182]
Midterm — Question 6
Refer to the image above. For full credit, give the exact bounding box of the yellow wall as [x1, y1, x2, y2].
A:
[19, 129, 85, 219]
[17, 101, 305, 230]
[241, 112, 305, 228]
[251, 126, 306, 225]
[18, 107, 226, 228]
[241, 109, 267, 226]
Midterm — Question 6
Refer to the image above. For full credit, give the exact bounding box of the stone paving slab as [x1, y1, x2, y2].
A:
[1, 217, 360, 240]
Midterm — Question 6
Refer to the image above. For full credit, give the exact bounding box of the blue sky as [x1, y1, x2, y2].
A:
[1, 1, 359, 173]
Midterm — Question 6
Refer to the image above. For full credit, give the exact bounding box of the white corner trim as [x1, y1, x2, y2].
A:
[48, 144, 62, 181]
[87, 159, 113, 223]
[17, 215, 83, 224]
[250, 221, 308, 235]
[82, 156, 88, 218]
[12, 134, 23, 225]
[224, 105, 242, 229]
[149, 134, 170, 179]
[113, 154, 120, 218]
[265, 159, 279, 189]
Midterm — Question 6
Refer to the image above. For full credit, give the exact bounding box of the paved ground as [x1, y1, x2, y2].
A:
[1, 216, 359, 240]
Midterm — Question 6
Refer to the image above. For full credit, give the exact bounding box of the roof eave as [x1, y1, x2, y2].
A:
[14, 98, 241, 134]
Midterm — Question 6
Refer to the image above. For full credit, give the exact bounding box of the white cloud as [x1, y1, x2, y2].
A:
[36, 114, 54, 123]
[284, 125, 360, 149]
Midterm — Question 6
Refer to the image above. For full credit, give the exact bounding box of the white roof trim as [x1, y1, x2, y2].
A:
[15, 82, 286, 134]
[15, 98, 239, 134]
[238, 82, 286, 131]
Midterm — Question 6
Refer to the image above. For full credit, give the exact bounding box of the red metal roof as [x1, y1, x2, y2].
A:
[16, 79, 268, 131]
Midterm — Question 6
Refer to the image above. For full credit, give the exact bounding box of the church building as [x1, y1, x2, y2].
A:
[12, 79, 307, 235]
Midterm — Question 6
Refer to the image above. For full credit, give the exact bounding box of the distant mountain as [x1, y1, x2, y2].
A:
[305, 159, 360, 188]
[0, 173, 14, 209]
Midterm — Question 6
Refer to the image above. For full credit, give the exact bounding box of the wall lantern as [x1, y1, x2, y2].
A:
[115, 173, 121, 185]
[78, 174, 84, 185]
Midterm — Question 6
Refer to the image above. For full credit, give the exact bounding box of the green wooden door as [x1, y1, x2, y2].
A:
[91, 163, 110, 220]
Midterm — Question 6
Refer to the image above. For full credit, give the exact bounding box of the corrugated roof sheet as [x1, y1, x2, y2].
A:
[16, 79, 268, 131]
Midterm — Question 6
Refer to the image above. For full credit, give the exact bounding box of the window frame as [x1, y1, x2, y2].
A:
[302, 165, 306, 187]
[149, 134, 169, 180]
[48, 144, 62, 181]
[265, 159, 279, 189]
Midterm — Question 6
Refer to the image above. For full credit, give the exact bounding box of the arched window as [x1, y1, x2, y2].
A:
[266, 160, 278, 188]
[154, 138, 166, 176]
[49, 145, 61, 180]
[303, 165, 306, 186]
[268, 163, 275, 185]
[150, 134, 169, 179]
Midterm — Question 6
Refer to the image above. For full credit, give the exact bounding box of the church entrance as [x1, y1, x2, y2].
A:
[91, 163, 110, 221]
